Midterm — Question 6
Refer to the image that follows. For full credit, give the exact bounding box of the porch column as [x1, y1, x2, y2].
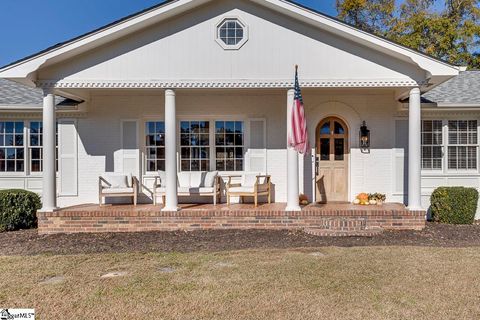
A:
[408, 87, 422, 210]
[41, 89, 57, 212]
[286, 89, 301, 211]
[163, 89, 179, 211]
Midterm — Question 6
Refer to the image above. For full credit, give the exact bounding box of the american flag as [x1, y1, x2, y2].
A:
[288, 66, 309, 154]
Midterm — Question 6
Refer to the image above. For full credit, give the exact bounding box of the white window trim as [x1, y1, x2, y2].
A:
[445, 119, 479, 173]
[179, 120, 211, 172]
[0, 120, 26, 177]
[421, 117, 480, 176]
[143, 118, 166, 176]
[142, 116, 249, 176]
[213, 120, 246, 172]
[27, 120, 59, 176]
[420, 119, 443, 172]
[214, 16, 249, 50]
[0, 119, 61, 178]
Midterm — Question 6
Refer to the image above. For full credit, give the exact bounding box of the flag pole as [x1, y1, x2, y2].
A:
[286, 65, 301, 211]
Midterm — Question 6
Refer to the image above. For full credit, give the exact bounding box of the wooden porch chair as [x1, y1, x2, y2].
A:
[226, 173, 271, 207]
[153, 171, 222, 206]
[99, 173, 139, 206]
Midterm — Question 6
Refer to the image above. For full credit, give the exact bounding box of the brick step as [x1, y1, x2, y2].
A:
[312, 218, 368, 232]
[304, 227, 384, 237]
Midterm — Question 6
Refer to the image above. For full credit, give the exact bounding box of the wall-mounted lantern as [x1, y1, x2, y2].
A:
[359, 121, 370, 150]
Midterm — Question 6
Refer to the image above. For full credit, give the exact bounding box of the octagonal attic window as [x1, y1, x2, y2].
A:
[216, 18, 248, 50]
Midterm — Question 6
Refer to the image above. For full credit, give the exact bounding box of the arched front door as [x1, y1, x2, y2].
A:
[316, 117, 349, 203]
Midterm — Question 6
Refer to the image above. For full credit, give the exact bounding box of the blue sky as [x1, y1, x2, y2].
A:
[0, 0, 336, 67]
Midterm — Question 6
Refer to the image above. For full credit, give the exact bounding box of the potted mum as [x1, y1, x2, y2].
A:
[368, 193, 386, 205]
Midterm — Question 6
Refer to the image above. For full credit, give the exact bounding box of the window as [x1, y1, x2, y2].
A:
[216, 18, 248, 49]
[421, 120, 443, 170]
[145, 119, 247, 173]
[448, 120, 477, 170]
[420, 119, 479, 172]
[145, 121, 165, 172]
[0, 120, 61, 174]
[180, 121, 210, 171]
[29, 121, 58, 172]
[215, 121, 244, 171]
[218, 19, 244, 45]
[0, 121, 24, 172]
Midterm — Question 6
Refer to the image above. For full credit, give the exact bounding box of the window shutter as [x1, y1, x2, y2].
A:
[247, 119, 266, 173]
[58, 120, 78, 196]
[394, 120, 408, 195]
[121, 120, 139, 176]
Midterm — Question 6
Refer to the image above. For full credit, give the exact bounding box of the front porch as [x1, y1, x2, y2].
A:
[37, 202, 426, 235]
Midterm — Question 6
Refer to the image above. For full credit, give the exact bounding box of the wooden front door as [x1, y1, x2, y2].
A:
[315, 117, 349, 203]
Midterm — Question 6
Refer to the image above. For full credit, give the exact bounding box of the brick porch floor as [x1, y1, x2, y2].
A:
[37, 202, 426, 236]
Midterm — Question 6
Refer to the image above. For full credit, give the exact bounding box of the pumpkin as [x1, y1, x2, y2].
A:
[299, 194, 309, 202]
[356, 193, 369, 203]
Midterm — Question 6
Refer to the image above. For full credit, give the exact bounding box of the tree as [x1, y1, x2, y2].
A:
[336, 0, 396, 35]
[335, 0, 480, 68]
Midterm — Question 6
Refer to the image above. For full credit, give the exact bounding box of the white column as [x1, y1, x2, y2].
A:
[163, 89, 179, 211]
[286, 89, 301, 211]
[41, 89, 57, 212]
[408, 87, 422, 210]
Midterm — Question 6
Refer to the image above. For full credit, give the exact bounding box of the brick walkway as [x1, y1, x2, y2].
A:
[37, 202, 426, 235]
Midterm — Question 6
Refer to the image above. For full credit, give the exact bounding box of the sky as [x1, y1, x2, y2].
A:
[0, 0, 336, 67]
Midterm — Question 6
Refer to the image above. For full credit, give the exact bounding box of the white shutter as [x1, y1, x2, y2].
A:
[247, 119, 267, 173]
[394, 120, 408, 195]
[121, 120, 139, 177]
[58, 120, 78, 196]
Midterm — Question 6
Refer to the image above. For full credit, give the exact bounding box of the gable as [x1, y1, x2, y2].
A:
[1, 0, 459, 89]
[36, 0, 429, 88]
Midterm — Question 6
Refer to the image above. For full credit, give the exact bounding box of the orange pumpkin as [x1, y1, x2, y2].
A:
[299, 194, 309, 202]
[356, 193, 369, 202]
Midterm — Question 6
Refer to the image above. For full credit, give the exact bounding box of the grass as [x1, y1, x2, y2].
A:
[1, 247, 480, 319]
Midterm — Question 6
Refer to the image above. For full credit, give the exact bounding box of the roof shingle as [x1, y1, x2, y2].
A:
[422, 71, 480, 105]
[0, 79, 70, 106]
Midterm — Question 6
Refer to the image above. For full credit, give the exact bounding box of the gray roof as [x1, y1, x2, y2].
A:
[423, 71, 480, 105]
[0, 79, 74, 106]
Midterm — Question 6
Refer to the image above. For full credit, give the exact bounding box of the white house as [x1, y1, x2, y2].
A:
[0, 0, 475, 216]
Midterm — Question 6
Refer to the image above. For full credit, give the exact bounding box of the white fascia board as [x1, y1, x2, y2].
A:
[400, 102, 480, 110]
[0, 104, 42, 110]
[0, 104, 81, 112]
[437, 103, 480, 108]
[400, 102, 436, 108]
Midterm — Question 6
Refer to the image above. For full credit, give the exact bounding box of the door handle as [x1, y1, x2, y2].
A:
[315, 155, 319, 175]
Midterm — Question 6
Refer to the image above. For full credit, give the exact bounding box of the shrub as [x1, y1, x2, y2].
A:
[430, 187, 479, 224]
[0, 189, 41, 231]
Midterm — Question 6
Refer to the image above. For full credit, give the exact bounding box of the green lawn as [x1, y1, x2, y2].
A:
[1, 247, 480, 319]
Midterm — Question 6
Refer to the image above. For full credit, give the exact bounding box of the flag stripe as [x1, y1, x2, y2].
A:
[288, 67, 309, 154]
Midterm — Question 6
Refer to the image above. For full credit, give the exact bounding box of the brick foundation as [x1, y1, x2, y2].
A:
[37, 203, 426, 236]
